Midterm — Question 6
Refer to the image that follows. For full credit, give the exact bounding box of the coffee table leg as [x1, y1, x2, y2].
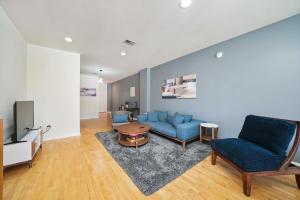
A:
[135, 136, 138, 148]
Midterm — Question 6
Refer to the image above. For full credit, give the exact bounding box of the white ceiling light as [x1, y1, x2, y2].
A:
[121, 51, 126, 56]
[179, 0, 192, 8]
[98, 69, 104, 83]
[64, 37, 72, 42]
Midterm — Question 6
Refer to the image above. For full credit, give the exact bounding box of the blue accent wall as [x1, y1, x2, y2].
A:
[111, 73, 140, 111]
[140, 68, 151, 114]
[150, 15, 300, 161]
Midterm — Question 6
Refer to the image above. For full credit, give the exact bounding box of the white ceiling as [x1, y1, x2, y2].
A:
[1, 0, 300, 82]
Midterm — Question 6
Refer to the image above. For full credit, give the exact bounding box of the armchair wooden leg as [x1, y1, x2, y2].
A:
[211, 150, 217, 165]
[296, 174, 300, 189]
[243, 173, 252, 196]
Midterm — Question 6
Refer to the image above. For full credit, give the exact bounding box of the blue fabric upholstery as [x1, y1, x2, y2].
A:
[148, 112, 159, 122]
[137, 114, 148, 123]
[172, 114, 185, 127]
[151, 122, 177, 138]
[239, 115, 296, 155]
[211, 138, 286, 172]
[112, 113, 128, 123]
[176, 119, 202, 141]
[175, 112, 193, 123]
[143, 121, 159, 128]
[155, 110, 168, 122]
[167, 115, 174, 124]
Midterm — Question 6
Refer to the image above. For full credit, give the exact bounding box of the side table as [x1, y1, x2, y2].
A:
[200, 123, 219, 143]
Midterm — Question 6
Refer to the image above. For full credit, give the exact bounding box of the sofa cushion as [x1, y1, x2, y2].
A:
[211, 138, 286, 172]
[143, 121, 158, 129]
[167, 115, 174, 124]
[148, 112, 159, 122]
[137, 114, 148, 123]
[172, 114, 185, 127]
[175, 112, 193, 123]
[112, 114, 128, 123]
[155, 110, 168, 122]
[151, 122, 177, 138]
[238, 115, 296, 156]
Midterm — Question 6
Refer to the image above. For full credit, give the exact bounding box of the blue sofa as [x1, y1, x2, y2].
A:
[137, 111, 204, 148]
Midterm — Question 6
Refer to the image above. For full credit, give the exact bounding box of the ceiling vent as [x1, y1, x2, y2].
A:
[123, 39, 136, 46]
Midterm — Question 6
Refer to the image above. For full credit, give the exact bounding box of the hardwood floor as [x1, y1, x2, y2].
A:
[3, 114, 300, 200]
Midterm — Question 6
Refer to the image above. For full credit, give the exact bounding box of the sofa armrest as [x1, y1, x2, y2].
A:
[137, 114, 148, 123]
[176, 119, 204, 141]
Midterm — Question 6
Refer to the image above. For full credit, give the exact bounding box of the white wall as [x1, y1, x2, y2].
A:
[80, 74, 98, 119]
[99, 83, 107, 113]
[27, 44, 80, 141]
[80, 74, 107, 119]
[0, 7, 27, 140]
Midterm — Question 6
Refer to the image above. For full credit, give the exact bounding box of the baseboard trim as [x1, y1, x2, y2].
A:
[291, 161, 300, 167]
[80, 116, 98, 120]
[43, 132, 80, 141]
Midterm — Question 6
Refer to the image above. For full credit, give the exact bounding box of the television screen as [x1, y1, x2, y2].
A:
[14, 101, 34, 141]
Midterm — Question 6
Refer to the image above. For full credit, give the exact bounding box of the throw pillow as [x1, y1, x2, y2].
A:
[167, 115, 174, 124]
[172, 114, 185, 127]
[137, 114, 148, 123]
[155, 110, 168, 122]
[175, 112, 193, 123]
[148, 112, 159, 122]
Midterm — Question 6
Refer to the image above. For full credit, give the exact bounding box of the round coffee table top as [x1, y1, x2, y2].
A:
[117, 123, 150, 135]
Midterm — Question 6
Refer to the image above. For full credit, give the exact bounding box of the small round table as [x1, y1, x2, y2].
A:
[200, 123, 219, 143]
[117, 123, 150, 148]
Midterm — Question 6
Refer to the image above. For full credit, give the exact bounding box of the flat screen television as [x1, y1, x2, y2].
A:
[13, 101, 34, 142]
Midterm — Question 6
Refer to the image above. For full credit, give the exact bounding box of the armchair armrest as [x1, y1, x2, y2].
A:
[176, 119, 204, 141]
[137, 114, 148, 123]
[112, 113, 128, 123]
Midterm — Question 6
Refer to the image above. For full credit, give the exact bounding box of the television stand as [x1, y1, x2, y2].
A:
[4, 129, 42, 168]
[4, 140, 27, 145]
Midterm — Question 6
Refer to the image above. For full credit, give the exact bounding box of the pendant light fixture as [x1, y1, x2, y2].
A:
[98, 69, 103, 83]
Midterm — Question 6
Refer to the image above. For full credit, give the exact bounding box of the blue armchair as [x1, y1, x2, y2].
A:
[111, 111, 129, 130]
[211, 115, 300, 196]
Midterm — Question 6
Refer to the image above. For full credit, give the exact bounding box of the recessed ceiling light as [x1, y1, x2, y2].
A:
[121, 51, 126, 56]
[179, 0, 192, 8]
[65, 37, 72, 43]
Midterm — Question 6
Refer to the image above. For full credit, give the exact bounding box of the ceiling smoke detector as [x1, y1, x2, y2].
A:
[123, 39, 136, 46]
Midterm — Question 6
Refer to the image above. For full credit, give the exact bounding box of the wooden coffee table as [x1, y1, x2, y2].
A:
[117, 123, 150, 148]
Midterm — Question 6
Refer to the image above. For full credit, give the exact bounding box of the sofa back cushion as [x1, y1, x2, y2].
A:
[238, 115, 296, 156]
[148, 112, 159, 122]
[167, 115, 174, 124]
[112, 113, 128, 123]
[172, 114, 185, 127]
[155, 110, 168, 122]
[137, 114, 148, 123]
[175, 112, 193, 123]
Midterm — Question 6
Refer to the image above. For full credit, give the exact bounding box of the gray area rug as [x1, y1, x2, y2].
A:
[96, 131, 211, 195]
